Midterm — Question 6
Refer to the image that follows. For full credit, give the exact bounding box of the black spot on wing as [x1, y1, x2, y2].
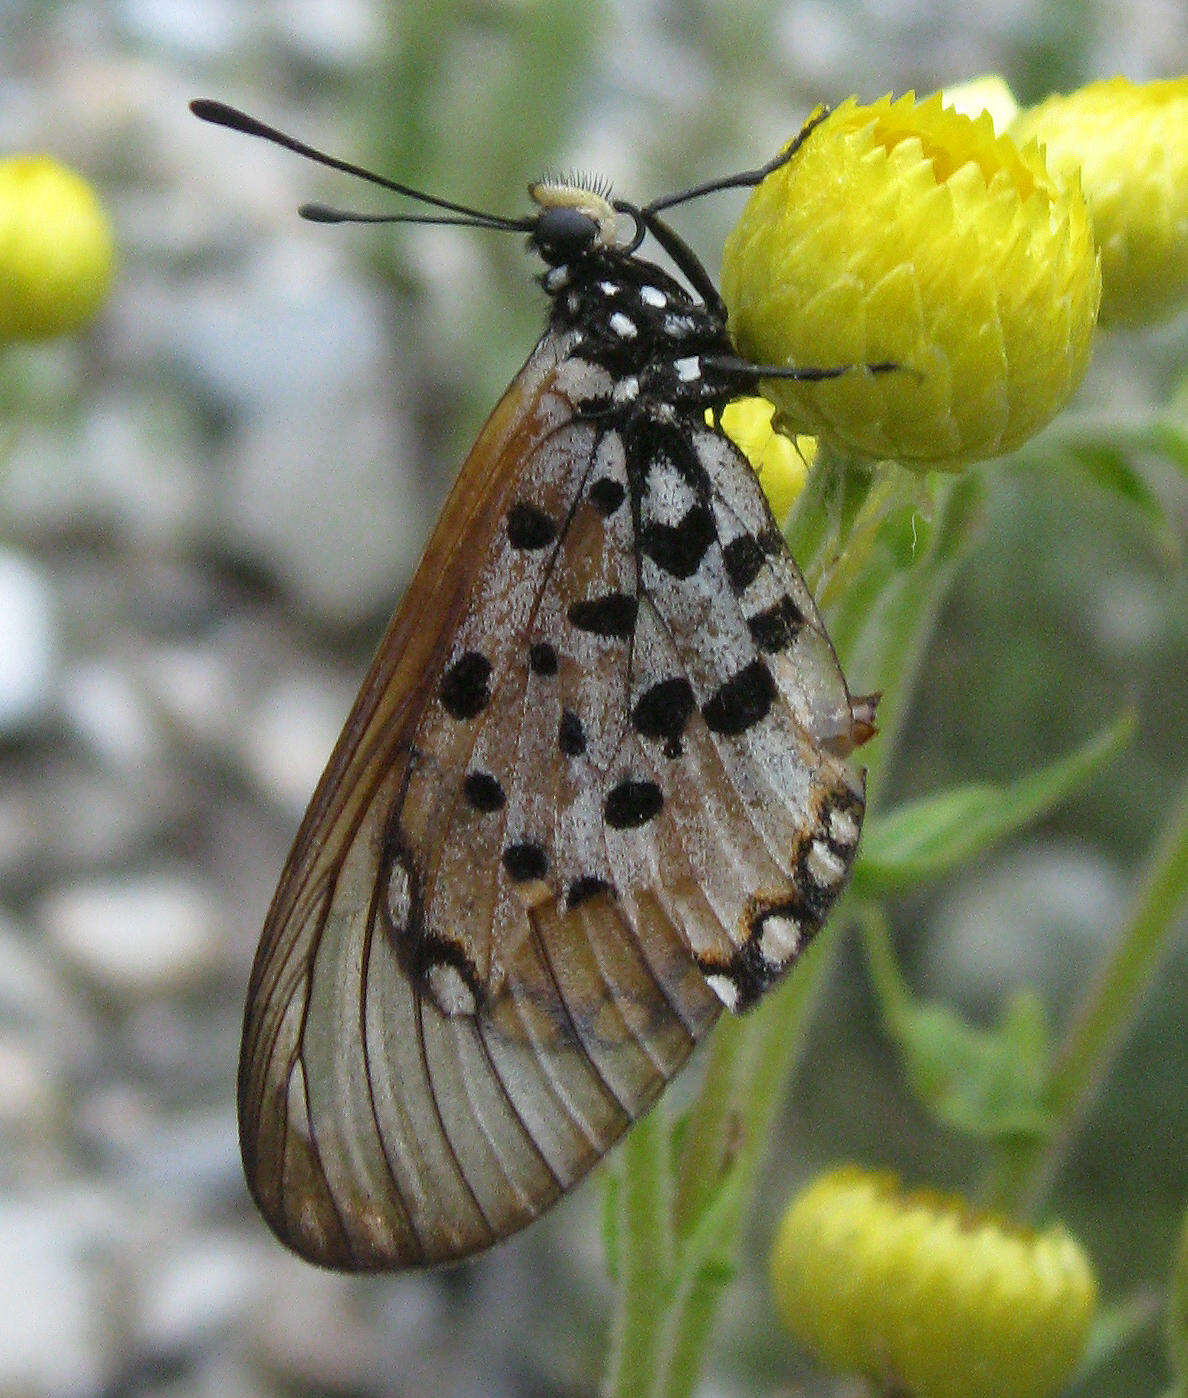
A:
[529, 641, 559, 675]
[506, 501, 558, 550]
[721, 534, 765, 592]
[567, 874, 612, 908]
[440, 651, 492, 720]
[502, 841, 548, 882]
[588, 477, 626, 516]
[462, 770, 506, 812]
[604, 778, 664, 829]
[558, 708, 586, 757]
[640, 505, 715, 579]
[568, 592, 638, 638]
[702, 658, 776, 735]
[746, 595, 805, 652]
[632, 677, 695, 758]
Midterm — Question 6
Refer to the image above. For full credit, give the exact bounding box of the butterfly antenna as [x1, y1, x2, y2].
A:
[190, 99, 532, 231]
[643, 105, 831, 215]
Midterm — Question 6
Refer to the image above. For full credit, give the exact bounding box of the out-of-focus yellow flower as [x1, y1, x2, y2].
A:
[0, 156, 115, 342]
[942, 75, 1020, 135]
[1011, 76, 1188, 326]
[714, 396, 814, 523]
[770, 1166, 1098, 1398]
[721, 93, 1101, 467]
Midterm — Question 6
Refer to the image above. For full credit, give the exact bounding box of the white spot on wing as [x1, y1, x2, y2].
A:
[387, 858, 411, 928]
[806, 839, 847, 888]
[705, 972, 740, 1011]
[829, 807, 860, 847]
[674, 356, 701, 382]
[758, 914, 801, 965]
[642, 457, 698, 527]
[609, 311, 638, 339]
[640, 285, 667, 308]
[554, 356, 614, 403]
[613, 375, 639, 403]
[427, 961, 477, 1016]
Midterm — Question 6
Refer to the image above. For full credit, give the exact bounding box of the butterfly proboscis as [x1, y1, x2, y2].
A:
[192, 97, 885, 1270]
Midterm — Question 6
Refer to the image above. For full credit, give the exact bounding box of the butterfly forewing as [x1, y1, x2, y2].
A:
[239, 176, 869, 1271]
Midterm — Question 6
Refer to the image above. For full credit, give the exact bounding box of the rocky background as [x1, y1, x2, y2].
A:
[1, 3, 1185, 1396]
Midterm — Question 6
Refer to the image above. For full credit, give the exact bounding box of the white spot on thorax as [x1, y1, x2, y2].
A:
[674, 356, 701, 382]
[640, 285, 667, 308]
[599, 280, 618, 295]
[545, 266, 569, 291]
[427, 961, 477, 1016]
[612, 375, 639, 403]
[609, 311, 638, 339]
[664, 313, 698, 335]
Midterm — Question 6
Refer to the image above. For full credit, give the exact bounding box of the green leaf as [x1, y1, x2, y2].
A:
[1152, 416, 1188, 477]
[853, 710, 1135, 896]
[860, 907, 1053, 1142]
[1063, 436, 1173, 539]
[1074, 1289, 1163, 1387]
[894, 990, 1055, 1142]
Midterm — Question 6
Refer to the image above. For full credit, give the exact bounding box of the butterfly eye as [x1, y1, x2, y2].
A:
[532, 205, 601, 263]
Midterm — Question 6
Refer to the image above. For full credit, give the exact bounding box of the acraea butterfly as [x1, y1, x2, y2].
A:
[191, 99, 879, 1270]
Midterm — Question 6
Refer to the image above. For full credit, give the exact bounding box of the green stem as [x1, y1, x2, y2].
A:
[859, 473, 964, 811]
[605, 455, 979, 1397]
[856, 901, 911, 1030]
[672, 1011, 747, 1236]
[985, 766, 1188, 1216]
[657, 919, 849, 1398]
[603, 1106, 673, 1398]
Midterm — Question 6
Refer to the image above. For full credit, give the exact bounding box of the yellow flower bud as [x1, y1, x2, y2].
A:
[0, 156, 115, 342]
[714, 396, 814, 523]
[942, 76, 1021, 135]
[1010, 76, 1188, 326]
[770, 1165, 1098, 1398]
[721, 94, 1101, 466]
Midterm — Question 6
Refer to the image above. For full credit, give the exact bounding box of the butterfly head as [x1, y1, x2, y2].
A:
[528, 179, 621, 266]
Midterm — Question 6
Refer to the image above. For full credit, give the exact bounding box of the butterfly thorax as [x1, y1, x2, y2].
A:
[538, 252, 739, 418]
[525, 178, 740, 415]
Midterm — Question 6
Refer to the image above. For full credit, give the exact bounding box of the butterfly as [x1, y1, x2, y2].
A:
[191, 99, 878, 1271]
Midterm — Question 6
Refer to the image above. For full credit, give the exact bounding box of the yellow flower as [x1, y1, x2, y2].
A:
[942, 75, 1020, 135]
[714, 396, 813, 523]
[1011, 76, 1188, 326]
[0, 156, 115, 342]
[721, 93, 1101, 466]
[770, 1166, 1098, 1398]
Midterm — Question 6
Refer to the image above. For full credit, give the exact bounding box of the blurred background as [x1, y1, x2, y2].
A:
[0, 2, 1185, 1395]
